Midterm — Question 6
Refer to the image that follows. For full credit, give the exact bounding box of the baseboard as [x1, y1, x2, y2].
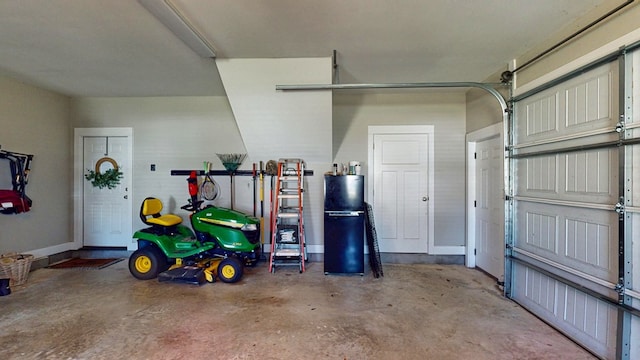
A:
[270, 252, 464, 265]
[30, 250, 74, 271]
[380, 253, 465, 265]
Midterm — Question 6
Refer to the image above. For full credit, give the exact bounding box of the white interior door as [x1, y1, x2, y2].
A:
[82, 136, 131, 247]
[475, 135, 504, 280]
[372, 132, 430, 253]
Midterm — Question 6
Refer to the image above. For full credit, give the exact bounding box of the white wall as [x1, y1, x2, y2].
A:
[465, 86, 508, 133]
[333, 90, 467, 247]
[217, 58, 333, 163]
[70, 96, 328, 252]
[217, 57, 333, 252]
[1, 66, 468, 257]
[0, 75, 71, 256]
[71, 96, 246, 229]
[71, 90, 470, 253]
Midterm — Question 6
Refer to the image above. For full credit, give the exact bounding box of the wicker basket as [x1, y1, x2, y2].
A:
[0, 252, 34, 286]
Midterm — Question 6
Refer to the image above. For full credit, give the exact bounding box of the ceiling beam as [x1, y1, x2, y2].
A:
[138, 0, 216, 58]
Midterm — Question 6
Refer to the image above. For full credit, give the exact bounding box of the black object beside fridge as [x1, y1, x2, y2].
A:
[324, 175, 365, 275]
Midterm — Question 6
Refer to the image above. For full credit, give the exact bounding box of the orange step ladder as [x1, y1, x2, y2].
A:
[269, 159, 306, 273]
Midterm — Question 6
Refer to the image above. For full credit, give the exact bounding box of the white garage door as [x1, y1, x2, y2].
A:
[508, 49, 640, 359]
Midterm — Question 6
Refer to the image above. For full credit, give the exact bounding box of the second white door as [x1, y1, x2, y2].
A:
[372, 132, 430, 253]
[474, 135, 504, 280]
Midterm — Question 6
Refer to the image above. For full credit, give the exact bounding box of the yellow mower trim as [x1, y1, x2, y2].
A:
[197, 217, 243, 229]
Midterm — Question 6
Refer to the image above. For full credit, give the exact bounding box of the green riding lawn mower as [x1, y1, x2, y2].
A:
[128, 172, 261, 285]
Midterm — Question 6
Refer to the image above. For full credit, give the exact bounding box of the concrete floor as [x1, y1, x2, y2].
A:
[0, 260, 595, 360]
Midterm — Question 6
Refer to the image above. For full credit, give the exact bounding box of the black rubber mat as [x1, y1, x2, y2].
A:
[365, 203, 383, 278]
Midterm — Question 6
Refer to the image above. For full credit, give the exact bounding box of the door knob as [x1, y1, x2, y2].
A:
[124, 195, 128, 199]
[422, 196, 428, 201]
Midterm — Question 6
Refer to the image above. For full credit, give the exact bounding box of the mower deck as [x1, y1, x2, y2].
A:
[158, 266, 206, 285]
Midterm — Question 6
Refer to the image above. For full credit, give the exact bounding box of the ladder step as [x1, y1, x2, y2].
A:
[274, 248, 302, 257]
[278, 206, 301, 211]
[271, 261, 303, 268]
[279, 194, 299, 199]
[280, 190, 301, 195]
[279, 158, 303, 163]
[278, 213, 299, 218]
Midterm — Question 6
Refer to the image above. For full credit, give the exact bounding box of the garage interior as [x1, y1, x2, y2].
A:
[1, 1, 640, 359]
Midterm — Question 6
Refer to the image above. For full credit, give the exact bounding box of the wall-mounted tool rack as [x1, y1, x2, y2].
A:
[170, 168, 314, 210]
[170, 170, 314, 177]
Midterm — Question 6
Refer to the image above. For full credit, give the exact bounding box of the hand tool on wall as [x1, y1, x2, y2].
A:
[187, 171, 199, 207]
[252, 163, 257, 217]
[259, 160, 265, 259]
[216, 153, 247, 210]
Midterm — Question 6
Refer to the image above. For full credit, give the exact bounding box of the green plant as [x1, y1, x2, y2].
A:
[85, 168, 123, 189]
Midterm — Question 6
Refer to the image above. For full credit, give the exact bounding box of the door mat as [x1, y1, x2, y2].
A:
[48, 258, 124, 270]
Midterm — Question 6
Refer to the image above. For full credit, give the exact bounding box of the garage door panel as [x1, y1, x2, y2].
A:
[512, 262, 617, 359]
[630, 47, 640, 357]
[523, 261, 556, 311]
[564, 70, 612, 127]
[518, 206, 559, 254]
[564, 149, 615, 196]
[515, 202, 618, 283]
[633, 315, 640, 360]
[631, 213, 640, 326]
[523, 91, 559, 138]
[633, 145, 640, 206]
[515, 148, 618, 204]
[514, 132, 620, 159]
[514, 250, 620, 300]
[515, 63, 617, 147]
[634, 213, 640, 292]
[561, 285, 617, 352]
[509, 50, 640, 359]
[518, 155, 558, 194]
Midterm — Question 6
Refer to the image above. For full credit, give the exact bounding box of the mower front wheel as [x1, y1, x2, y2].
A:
[217, 257, 244, 283]
[129, 246, 168, 280]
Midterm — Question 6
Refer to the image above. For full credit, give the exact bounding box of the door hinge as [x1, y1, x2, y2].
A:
[474, 200, 477, 207]
[474, 152, 477, 159]
[474, 248, 477, 255]
[614, 280, 626, 300]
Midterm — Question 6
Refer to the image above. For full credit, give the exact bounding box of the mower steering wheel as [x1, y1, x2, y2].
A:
[181, 200, 203, 212]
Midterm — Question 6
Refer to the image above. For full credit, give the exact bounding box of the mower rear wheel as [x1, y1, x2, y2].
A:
[217, 257, 243, 283]
[129, 246, 167, 280]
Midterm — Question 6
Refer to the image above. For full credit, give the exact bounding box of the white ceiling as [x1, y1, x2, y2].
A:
[0, 0, 608, 97]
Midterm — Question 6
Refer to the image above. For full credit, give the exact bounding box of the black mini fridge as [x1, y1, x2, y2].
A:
[324, 175, 365, 275]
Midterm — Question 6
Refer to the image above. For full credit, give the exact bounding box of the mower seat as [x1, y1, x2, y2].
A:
[140, 197, 182, 228]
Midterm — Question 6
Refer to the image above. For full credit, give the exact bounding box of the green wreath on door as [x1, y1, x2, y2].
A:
[85, 157, 123, 189]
